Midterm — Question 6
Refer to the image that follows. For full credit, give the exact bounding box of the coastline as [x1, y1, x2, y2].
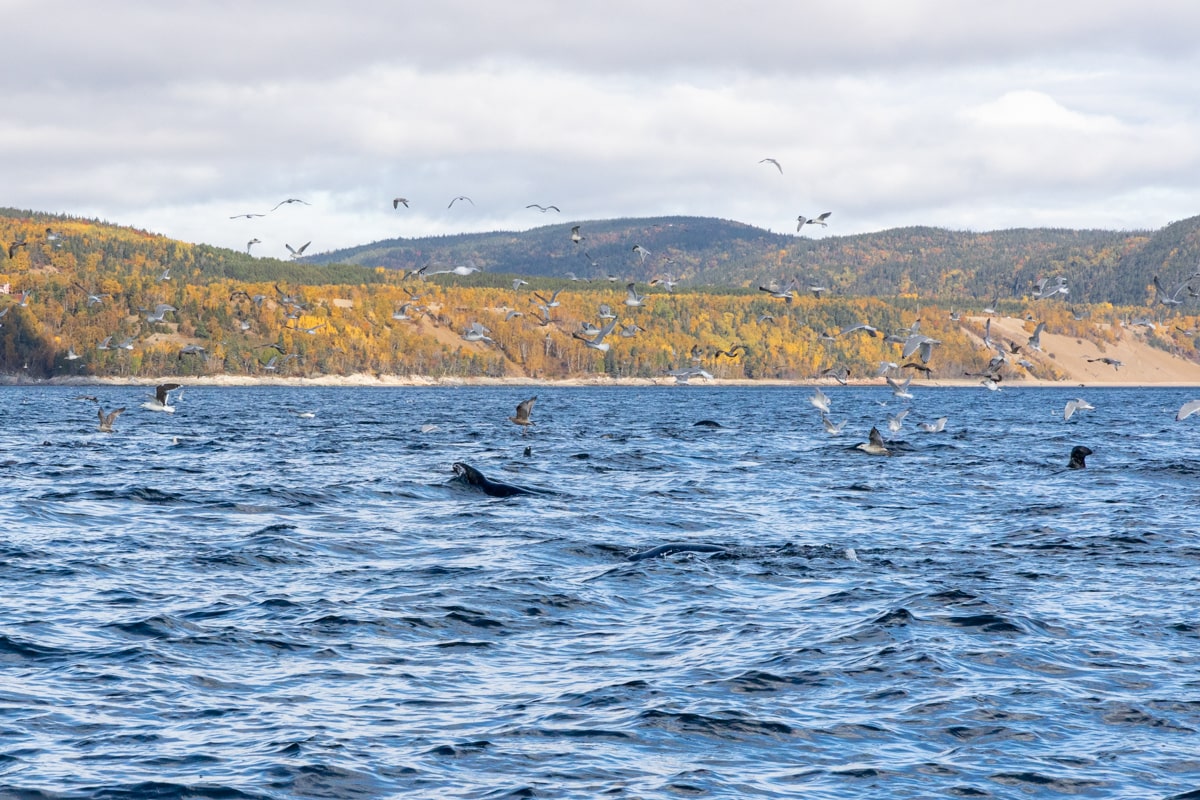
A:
[14, 373, 1200, 389]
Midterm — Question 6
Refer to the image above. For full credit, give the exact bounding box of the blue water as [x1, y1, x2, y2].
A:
[1, 384, 1198, 799]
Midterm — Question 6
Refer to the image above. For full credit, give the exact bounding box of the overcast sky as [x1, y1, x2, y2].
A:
[4, 1, 1199, 261]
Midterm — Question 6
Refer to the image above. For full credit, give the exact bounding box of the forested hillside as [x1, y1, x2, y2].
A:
[2, 208, 1198, 382]
[314, 215, 1200, 307]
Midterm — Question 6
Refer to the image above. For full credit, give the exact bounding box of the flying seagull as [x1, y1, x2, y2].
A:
[797, 212, 832, 231]
[1064, 398, 1094, 421]
[572, 318, 618, 351]
[525, 204, 560, 212]
[229, 212, 266, 219]
[97, 407, 126, 433]
[142, 383, 182, 413]
[1176, 399, 1200, 422]
[96, 410, 126, 434]
[246, 238, 261, 254]
[1087, 357, 1122, 370]
[570, 225, 584, 244]
[759, 158, 783, 174]
[447, 196, 474, 208]
[632, 244, 651, 263]
[270, 198, 310, 211]
[285, 241, 311, 258]
[810, 387, 831, 413]
[509, 396, 537, 433]
[856, 426, 890, 456]
[393, 197, 409, 209]
[624, 283, 644, 307]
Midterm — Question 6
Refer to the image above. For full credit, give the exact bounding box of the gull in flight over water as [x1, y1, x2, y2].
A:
[810, 387, 831, 413]
[525, 204, 560, 212]
[1176, 399, 1200, 421]
[1064, 398, 1094, 421]
[822, 415, 847, 435]
[918, 417, 947, 433]
[759, 158, 783, 174]
[509, 396, 536, 433]
[142, 383, 182, 413]
[97, 406, 125, 433]
[856, 426, 890, 455]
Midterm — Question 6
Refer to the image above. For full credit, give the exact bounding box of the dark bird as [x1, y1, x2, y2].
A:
[1087, 357, 1122, 370]
[7, 240, 28, 259]
[525, 204, 560, 212]
[759, 158, 783, 174]
[509, 396, 536, 433]
[715, 344, 747, 359]
[393, 197, 409, 208]
[447, 196, 474, 208]
[570, 225, 584, 244]
[1067, 445, 1093, 469]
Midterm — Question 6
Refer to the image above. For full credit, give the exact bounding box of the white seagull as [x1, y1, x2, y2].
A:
[142, 383, 182, 413]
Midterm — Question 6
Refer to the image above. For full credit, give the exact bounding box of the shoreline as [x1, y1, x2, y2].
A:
[9, 373, 1200, 389]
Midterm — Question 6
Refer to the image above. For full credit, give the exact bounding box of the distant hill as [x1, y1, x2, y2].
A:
[2, 206, 1198, 382]
[312, 214, 1200, 306]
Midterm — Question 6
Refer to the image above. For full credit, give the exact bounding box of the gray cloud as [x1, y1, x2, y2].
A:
[4, 2, 1199, 260]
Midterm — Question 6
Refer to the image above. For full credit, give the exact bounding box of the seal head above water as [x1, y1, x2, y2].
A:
[1067, 445, 1093, 469]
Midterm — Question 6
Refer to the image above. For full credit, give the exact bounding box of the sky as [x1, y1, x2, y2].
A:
[4, 0, 1200, 261]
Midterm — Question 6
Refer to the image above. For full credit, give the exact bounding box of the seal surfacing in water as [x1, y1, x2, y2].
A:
[628, 543, 728, 561]
[1068, 445, 1093, 470]
[452, 462, 539, 497]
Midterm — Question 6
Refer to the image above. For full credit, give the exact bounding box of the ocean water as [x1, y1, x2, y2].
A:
[1, 384, 1198, 799]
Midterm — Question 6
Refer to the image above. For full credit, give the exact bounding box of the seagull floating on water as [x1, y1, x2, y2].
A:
[856, 426, 890, 456]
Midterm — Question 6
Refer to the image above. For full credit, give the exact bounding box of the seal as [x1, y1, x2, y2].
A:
[628, 543, 728, 561]
[452, 462, 540, 497]
[1067, 445, 1092, 470]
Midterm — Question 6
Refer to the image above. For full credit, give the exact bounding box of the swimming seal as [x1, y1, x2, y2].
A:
[628, 543, 728, 561]
[1067, 445, 1093, 470]
[452, 462, 539, 497]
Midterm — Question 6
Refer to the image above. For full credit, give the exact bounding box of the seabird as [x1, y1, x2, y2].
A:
[624, 283, 644, 307]
[447, 196, 474, 208]
[246, 238, 261, 254]
[285, 241, 311, 258]
[856, 426, 890, 455]
[810, 387, 831, 413]
[632, 244, 651, 263]
[570, 226, 584, 244]
[1087, 357, 1122, 370]
[145, 304, 176, 323]
[525, 204, 560, 212]
[887, 409, 908, 435]
[463, 322, 494, 344]
[1064, 398, 1093, 421]
[1176, 399, 1200, 422]
[886, 376, 914, 400]
[97, 407, 125, 433]
[1027, 322, 1046, 352]
[229, 212, 266, 219]
[142, 383, 182, 413]
[918, 417, 947, 433]
[509, 396, 536, 433]
[759, 158, 783, 173]
[573, 318, 618, 351]
[270, 198, 310, 211]
[1068, 445, 1093, 469]
[821, 415, 847, 435]
[393, 197, 409, 208]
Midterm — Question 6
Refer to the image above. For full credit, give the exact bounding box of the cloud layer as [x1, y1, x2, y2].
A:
[4, 1, 1199, 260]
